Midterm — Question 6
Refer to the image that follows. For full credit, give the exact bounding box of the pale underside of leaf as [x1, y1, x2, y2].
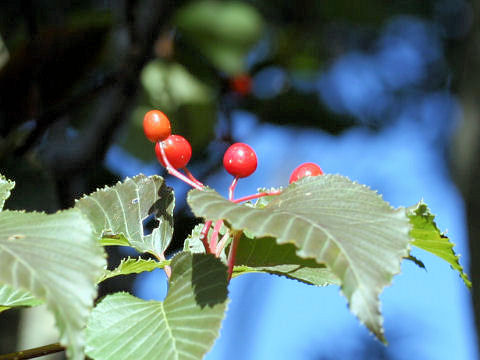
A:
[408, 202, 471, 288]
[86, 252, 228, 360]
[75, 174, 174, 258]
[98, 257, 169, 283]
[0, 283, 43, 313]
[0, 209, 106, 360]
[0, 174, 14, 211]
[188, 175, 411, 341]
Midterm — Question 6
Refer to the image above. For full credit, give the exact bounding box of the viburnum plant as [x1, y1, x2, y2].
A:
[0, 110, 471, 360]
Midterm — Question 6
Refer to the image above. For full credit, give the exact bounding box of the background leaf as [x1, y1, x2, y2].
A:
[188, 175, 411, 341]
[98, 257, 169, 283]
[75, 174, 174, 258]
[408, 202, 471, 288]
[0, 209, 106, 359]
[86, 252, 228, 360]
[0, 284, 42, 314]
[175, 0, 263, 74]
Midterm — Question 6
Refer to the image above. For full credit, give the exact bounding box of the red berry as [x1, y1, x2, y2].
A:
[155, 135, 192, 169]
[223, 143, 257, 178]
[143, 110, 171, 142]
[289, 162, 323, 184]
[230, 74, 252, 96]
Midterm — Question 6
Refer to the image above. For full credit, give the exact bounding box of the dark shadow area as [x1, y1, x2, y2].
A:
[191, 254, 228, 308]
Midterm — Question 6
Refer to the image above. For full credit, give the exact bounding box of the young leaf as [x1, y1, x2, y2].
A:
[188, 175, 411, 342]
[408, 201, 471, 288]
[75, 174, 174, 258]
[86, 252, 228, 360]
[184, 223, 209, 254]
[0, 283, 43, 313]
[0, 209, 106, 360]
[0, 174, 14, 210]
[233, 234, 340, 286]
[98, 257, 169, 283]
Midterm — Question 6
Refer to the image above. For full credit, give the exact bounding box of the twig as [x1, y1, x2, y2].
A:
[0, 343, 64, 360]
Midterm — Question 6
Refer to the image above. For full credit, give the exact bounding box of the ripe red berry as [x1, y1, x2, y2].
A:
[143, 110, 171, 142]
[230, 74, 252, 96]
[223, 143, 257, 178]
[289, 162, 323, 184]
[155, 135, 192, 169]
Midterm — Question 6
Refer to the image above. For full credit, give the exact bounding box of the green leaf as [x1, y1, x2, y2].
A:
[75, 174, 174, 258]
[0, 209, 106, 360]
[408, 201, 471, 288]
[188, 175, 411, 341]
[233, 234, 340, 286]
[98, 257, 169, 283]
[86, 252, 228, 360]
[0, 283, 43, 313]
[0, 174, 14, 210]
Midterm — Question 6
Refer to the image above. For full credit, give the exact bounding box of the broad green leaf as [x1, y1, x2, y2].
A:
[232, 234, 340, 286]
[188, 175, 411, 341]
[86, 252, 228, 360]
[75, 174, 174, 258]
[0, 209, 106, 360]
[0, 283, 43, 313]
[98, 257, 169, 283]
[408, 202, 471, 288]
[0, 174, 14, 210]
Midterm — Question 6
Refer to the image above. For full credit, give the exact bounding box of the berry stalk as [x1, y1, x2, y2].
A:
[233, 190, 282, 203]
[227, 231, 242, 281]
[209, 219, 224, 253]
[228, 176, 239, 201]
[215, 230, 230, 257]
[183, 167, 204, 187]
[199, 220, 213, 254]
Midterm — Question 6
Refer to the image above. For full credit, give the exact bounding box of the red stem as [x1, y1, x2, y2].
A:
[199, 220, 213, 254]
[233, 190, 282, 203]
[209, 220, 223, 253]
[183, 167, 204, 187]
[228, 176, 239, 201]
[216, 230, 230, 257]
[227, 231, 241, 281]
[158, 142, 203, 190]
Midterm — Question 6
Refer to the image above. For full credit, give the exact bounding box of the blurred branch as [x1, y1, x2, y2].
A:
[13, 72, 118, 157]
[451, 0, 480, 352]
[48, 0, 184, 177]
[20, 0, 37, 39]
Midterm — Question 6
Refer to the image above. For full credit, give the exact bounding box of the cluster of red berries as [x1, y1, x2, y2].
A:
[143, 109, 324, 279]
[143, 109, 323, 188]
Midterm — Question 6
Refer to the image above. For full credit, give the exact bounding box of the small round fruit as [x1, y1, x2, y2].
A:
[230, 74, 252, 96]
[143, 110, 171, 142]
[289, 162, 323, 184]
[155, 135, 192, 169]
[223, 143, 257, 178]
